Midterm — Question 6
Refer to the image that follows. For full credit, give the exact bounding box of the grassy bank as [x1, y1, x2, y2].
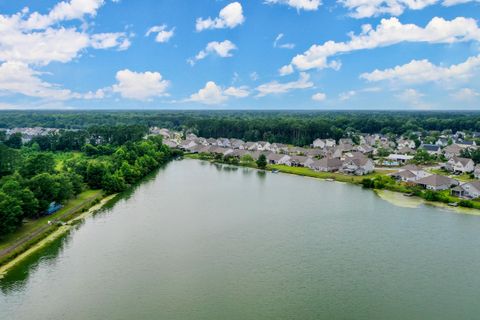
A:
[0, 189, 104, 267]
[0, 194, 116, 278]
[268, 164, 395, 184]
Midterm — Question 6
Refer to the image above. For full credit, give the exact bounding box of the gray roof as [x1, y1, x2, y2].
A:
[416, 174, 457, 187]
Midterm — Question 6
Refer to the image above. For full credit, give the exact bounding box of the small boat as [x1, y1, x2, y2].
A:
[271, 169, 279, 173]
[403, 193, 414, 197]
[325, 178, 334, 182]
[448, 202, 459, 207]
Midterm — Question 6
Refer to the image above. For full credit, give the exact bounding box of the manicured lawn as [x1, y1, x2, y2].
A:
[53, 151, 83, 171]
[0, 189, 102, 251]
[268, 164, 393, 184]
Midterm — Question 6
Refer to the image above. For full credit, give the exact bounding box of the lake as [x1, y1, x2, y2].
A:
[1, 159, 480, 320]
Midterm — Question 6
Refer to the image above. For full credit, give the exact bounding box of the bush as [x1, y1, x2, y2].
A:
[459, 200, 474, 208]
[361, 178, 375, 188]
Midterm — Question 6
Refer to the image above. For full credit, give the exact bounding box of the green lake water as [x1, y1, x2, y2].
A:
[1, 159, 480, 320]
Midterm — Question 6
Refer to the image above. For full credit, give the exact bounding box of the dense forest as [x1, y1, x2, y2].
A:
[0, 125, 177, 237]
[1, 111, 480, 146]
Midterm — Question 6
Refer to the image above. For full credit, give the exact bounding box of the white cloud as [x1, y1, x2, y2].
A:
[282, 17, 480, 73]
[361, 55, 480, 84]
[265, 0, 322, 11]
[0, 1, 130, 66]
[443, 0, 480, 6]
[340, 0, 480, 18]
[112, 69, 170, 100]
[274, 33, 295, 49]
[196, 2, 245, 32]
[23, 0, 105, 29]
[279, 64, 294, 75]
[396, 88, 429, 108]
[189, 40, 237, 65]
[225, 86, 250, 98]
[256, 72, 313, 97]
[339, 90, 356, 101]
[0, 61, 76, 100]
[91, 32, 131, 50]
[187, 81, 249, 105]
[146, 25, 175, 43]
[451, 88, 479, 101]
[312, 92, 327, 101]
[250, 72, 259, 81]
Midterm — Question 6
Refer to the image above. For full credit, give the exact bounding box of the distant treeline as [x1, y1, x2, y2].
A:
[2, 111, 480, 146]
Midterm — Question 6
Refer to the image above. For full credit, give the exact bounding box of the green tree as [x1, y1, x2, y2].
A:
[86, 161, 108, 189]
[5, 132, 23, 149]
[20, 153, 55, 178]
[0, 192, 23, 237]
[102, 172, 127, 194]
[256, 154, 267, 169]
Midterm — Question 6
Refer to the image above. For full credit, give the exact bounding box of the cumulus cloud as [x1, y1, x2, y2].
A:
[256, 72, 313, 97]
[187, 81, 249, 104]
[312, 92, 327, 101]
[273, 33, 295, 49]
[0, 61, 77, 100]
[146, 25, 175, 43]
[0, 0, 131, 101]
[189, 40, 237, 65]
[23, 0, 105, 29]
[361, 55, 480, 84]
[340, 0, 480, 18]
[396, 88, 429, 108]
[112, 69, 170, 100]
[196, 2, 245, 32]
[281, 17, 480, 74]
[265, 0, 322, 11]
[451, 88, 479, 101]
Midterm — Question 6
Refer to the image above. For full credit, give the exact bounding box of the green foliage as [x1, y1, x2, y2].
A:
[20, 153, 55, 178]
[0, 143, 19, 177]
[413, 149, 434, 164]
[5, 132, 22, 149]
[459, 200, 474, 208]
[256, 154, 267, 169]
[240, 154, 254, 164]
[0, 192, 23, 236]
[361, 178, 375, 188]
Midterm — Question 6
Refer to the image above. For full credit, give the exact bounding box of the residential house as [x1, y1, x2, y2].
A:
[312, 138, 326, 149]
[386, 154, 414, 165]
[443, 157, 475, 174]
[443, 144, 463, 159]
[415, 174, 459, 191]
[287, 155, 314, 167]
[397, 139, 416, 149]
[340, 153, 374, 175]
[451, 181, 480, 199]
[475, 164, 480, 179]
[356, 144, 375, 155]
[456, 140, 477, 149]
[397, 147, 415, 155]
[420, 144, 442, 155]
[309, 157, 343, 172]
[435, 137, 449, 147]
[267, 153, 291, 165]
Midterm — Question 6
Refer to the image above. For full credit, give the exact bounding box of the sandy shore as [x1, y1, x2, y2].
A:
[375, 189, 480, 216]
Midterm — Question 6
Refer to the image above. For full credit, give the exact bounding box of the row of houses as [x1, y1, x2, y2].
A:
[2, 127, 61, 143]
[390, 164, 480, 199]
[181, 141, 375, 176]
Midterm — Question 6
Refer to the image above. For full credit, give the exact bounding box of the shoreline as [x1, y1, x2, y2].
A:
[0, 194, 117, 279]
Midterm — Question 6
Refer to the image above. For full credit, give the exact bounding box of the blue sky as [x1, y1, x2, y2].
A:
[0, 0, 479, 110]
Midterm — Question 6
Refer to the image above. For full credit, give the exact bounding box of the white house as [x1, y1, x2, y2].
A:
[309, 157, 343, 172]
[451, 181, 480, 199]
[415, 174, 459, 191]
[387, 154, 414, 164]
[444, 157, 475, 174]
[341, 157, 374, 175]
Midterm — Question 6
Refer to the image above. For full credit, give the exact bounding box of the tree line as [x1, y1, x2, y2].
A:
[2, 111, 480, 146]
[0, 126, 177, 238]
